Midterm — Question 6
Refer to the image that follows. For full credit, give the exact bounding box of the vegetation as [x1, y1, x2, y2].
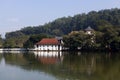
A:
[3, 35, 29, 48]
[0, 35, 3, 47]
[1, 8, 120, 51]
[23, 34, 50, 48]
[63, 25, 120, 51]
[6, 8, 120, 38]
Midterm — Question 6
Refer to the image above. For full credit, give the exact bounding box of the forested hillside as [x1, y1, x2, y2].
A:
[3, 8, 120, 48]
[6, 8, 120, 38]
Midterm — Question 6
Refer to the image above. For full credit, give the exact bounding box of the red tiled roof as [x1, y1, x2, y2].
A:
[36, 38, 60, 45]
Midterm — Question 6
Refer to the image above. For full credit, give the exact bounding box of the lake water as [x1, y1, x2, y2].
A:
[0, 51, 120, 80]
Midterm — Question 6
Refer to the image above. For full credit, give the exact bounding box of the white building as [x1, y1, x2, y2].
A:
[85, 26, 94, 35]
[34, 38, 62, 51]
[85, 26, 95, 44]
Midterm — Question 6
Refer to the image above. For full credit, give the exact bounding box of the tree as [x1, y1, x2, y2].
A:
[63, 31, 89, 50]
[0, 35, 3, 47]
[23, 34, 50, 48]
[3, 35, 29, 48]
[6, 8, 120, 39]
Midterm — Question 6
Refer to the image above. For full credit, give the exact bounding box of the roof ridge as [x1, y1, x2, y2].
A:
[36, 38, 60, 45]
[85, 26, 94, 31]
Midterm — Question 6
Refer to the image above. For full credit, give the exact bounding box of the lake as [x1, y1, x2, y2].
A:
[0, 51, 120, 80]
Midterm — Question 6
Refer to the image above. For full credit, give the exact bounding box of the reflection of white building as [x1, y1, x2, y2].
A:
[34, 51, 62, 57]
[34, 51, 63, 64]
[34, 38, 62, 51]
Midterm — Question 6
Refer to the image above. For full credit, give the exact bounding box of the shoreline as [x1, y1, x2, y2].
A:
[0, 48, 119, 53]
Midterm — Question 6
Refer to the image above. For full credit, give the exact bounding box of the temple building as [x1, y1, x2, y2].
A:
[84, 26, 94, 35]
[34, 38, 62, 51]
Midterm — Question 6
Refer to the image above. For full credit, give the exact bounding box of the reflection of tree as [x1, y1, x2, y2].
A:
[3, 53, 29, 66]
[56, 52, 120, 80]
[2, 52, 120, 80]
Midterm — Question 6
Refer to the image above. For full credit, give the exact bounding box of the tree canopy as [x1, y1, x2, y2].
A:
[6, 8, 120, 38]
[3, 8, 120, 50]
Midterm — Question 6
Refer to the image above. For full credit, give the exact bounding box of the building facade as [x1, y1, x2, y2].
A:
[84, 26, 94, 35]
[34, 38, 62, 51]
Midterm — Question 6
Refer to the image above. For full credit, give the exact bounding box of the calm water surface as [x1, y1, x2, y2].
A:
[0, 51, 120, 80]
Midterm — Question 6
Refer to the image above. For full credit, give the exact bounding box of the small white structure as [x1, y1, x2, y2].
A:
[34, 38, 62, 51]
[85, 26, 94, 35]
[85, 26, 95, 44]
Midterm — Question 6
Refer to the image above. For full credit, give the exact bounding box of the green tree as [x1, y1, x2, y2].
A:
[63, 31, 89, 50]
[3, 35, 29, 48]
[0, 35, 3, 47]
[23, 34, 50, 48]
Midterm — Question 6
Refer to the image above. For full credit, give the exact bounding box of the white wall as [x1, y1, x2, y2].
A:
[34, 45, 62, 51]
[86, 31, 92, 34]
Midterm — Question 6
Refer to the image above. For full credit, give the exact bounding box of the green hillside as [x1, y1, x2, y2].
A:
[6, 8, 120, 38]
[3, 8, 120, 49]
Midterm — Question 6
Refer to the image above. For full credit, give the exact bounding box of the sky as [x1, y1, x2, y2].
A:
[0, 0, 120, 37]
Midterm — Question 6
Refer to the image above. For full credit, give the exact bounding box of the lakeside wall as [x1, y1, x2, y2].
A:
[0, 48, 27, 53]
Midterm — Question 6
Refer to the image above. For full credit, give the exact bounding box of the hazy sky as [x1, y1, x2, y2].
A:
[0, 0, 120, 37]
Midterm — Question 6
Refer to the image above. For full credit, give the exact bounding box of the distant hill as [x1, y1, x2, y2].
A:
[6, 8, 120, 39]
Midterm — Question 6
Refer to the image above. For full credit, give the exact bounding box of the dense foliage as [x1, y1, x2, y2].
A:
[63, 25, 120, 51]
[6, 8, 120, 38]
[2, 8, 120, 49]
[23, 34, 50, 48]
[3, 35, 29, 48]
[0, 35, 3, 47]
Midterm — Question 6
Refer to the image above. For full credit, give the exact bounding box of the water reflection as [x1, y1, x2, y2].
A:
[0, 51, 120, 80]
[0, 50, 27, 54]
[34, 51, 63, 64]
